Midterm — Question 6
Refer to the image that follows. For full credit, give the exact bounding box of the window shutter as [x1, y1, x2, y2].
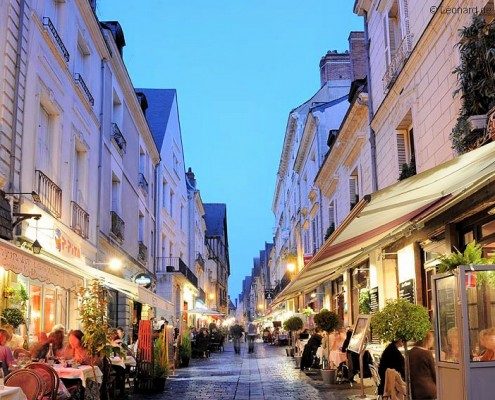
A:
[389, 16, 398, 56]
[383, 16, 390, 67]
[37, 106, 50, 174]
[349, 177, 358, 204]
[397, 132, 407, 171]
[329, 202, 335, 227]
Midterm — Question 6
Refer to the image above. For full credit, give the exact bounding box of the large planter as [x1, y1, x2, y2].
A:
[294, 355, 302, 369]
[152, 377, 166, 392]
[321, 368, 336, 384]
[180, 356, 190, 368]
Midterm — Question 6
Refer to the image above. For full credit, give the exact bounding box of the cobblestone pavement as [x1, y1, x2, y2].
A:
[133, 342, 375, 400]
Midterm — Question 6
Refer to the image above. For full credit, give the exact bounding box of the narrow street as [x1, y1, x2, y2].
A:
[135, 343, 374, 400]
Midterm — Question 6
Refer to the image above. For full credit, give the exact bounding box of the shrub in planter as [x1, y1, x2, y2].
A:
[371, 298, 430, 400]
[314, 309, 342, 370]
[152, 332, 168, 392]
[1, 307, 25, 328]
[179, 329, 192, 367]
[283, 316, 303, 353]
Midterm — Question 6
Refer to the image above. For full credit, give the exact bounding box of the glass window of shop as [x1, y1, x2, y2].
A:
[332, 277, 345, 321]
[16, 275, 72, 340]
[351, 263, 369, 323]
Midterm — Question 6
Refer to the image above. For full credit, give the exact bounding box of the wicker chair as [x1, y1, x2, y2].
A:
[26, 362, 60, 400]
[5, 369, 44, 400]
[13, 348, 31, 359]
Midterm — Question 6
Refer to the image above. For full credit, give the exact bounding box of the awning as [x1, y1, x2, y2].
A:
[86, 268, 173, 312]
[0, 239, 84, 290]
[187, 308, 224, 317]
[273, 141, 495, 305]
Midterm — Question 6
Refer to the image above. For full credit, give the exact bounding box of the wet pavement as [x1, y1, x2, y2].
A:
[133, 342, 375, 400]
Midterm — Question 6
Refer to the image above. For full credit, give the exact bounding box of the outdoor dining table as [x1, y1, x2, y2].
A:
[52, 364, 103, 387]
[110, 355, 136, 369]
[0, 386, 27, 400]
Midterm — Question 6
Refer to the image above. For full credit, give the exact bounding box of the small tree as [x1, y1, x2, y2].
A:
[371, 299, 430, 400]
[314, 309, 342, 368]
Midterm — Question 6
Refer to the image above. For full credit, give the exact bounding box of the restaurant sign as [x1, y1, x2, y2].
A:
[54, 228, 81, 259]
[134, 272, 153, 288]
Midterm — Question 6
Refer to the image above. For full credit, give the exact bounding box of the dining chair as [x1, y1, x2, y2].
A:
[5, 369, 44, 400]
[26, 362, 60, 400]
[13, 348, 31, 359]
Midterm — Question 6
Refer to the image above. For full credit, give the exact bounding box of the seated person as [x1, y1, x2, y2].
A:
[377, 340, 405, 397]
[300, 328, 323, 371]
[477, 328, 495, 361]
[299, 329, 310, 340]
[409, 331, 436, 400]
[63, 330, 92, 365]
[0, 329, 14, 375]
[34, 329, 65, 360]
[444, 327, 460, 362]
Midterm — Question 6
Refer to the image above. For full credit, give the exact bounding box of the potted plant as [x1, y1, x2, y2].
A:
[283, 316, 303, 357]
[179, 329, 192, 367]
[314, 309, 341, 384]
[437, 240, 494, 272]
[371, 298, 431, 400]
[1, 307, 25, 329]
[152, 331, 168, 392]
[77, 280, 118, 378]
[451, 15, 495, 154]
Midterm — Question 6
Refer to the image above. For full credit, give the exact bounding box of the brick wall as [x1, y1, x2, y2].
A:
[348, 31, 367, 81]
[319, 51, 351, 86]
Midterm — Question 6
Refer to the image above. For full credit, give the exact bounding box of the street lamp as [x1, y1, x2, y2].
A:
[31, 239, 42, 254]
[93, 258, 123, 271]
[287, 262, 296, 273]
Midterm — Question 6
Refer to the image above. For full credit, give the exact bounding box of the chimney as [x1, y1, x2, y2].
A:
[100, 21, 126, 57]
[348, 31, 367, 81]
[319, 50, 351, 86]
[186, 167, 196, 188]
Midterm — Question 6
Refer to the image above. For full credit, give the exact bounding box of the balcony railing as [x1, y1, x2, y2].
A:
[383, 34, 413, 91]
[111, 123, 127, 156]
[110, 211, 124, 242]
[74, 73, 94, 106]
[198, 288, 206, 303]
[42, 17, 70, 62]
[71, 201, 89, 238]
[138, 173, 148, 195]
[158, 257, 198, 288]
[35, 170, 62, 218]
[138, 241, 148, 263]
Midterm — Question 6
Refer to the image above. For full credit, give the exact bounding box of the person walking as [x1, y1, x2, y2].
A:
[230, 322, 244, 355]
[247, 321, 257, 354]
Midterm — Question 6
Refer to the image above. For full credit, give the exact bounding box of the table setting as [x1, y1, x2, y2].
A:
[0, 386, 27, 400]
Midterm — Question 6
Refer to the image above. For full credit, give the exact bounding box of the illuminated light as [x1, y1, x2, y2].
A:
[287, 263, 295, 273]
[208, 293, 215, 300]
[310, 292, 316, 298]
[108, 258, 122, 270]
[258, 303, 264, 310]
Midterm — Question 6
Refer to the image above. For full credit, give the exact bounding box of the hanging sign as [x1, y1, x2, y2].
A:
[134, 272, 153, 288]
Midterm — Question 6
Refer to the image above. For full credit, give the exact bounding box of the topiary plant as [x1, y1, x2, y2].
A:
[371, 298, 431, 400]
[283, 316, 303, 332]
[1, 307, 25, 328]
[314, 309, 341, 333]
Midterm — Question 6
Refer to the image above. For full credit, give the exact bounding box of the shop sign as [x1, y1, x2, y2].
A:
[134, 272, 153, 288]
[399, 279, 415, 304]
[369, 287, 379, 314]
[264, 289, 274, 300]
[54, 228, 81, 259]
[0, 194, 12, 240]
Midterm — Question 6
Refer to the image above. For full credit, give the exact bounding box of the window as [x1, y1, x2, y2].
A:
[397, 126, 416, 174]
[384, 1, 402, 68]
[37, 105, 54, 178]
[180, 204, 184, 230]
[75, 36, 90, 80]
[169, 242, 173, 258]
[139, 148, 145, 175]
[303, 229, 310, 255]
[151, 230, 154, 260]
[311, 217, 319, 254]
[73, 140, 88, 205]
[173, 153, 179, 174]
[169, 189, 174, 217]
[138, 213, 144, 242]
[111, 174, 121, 214]
[329, 201, 335, 229]
[350, 172, 359, 209]
[162, 180, 168, 208]
[112, 90, 123, 126]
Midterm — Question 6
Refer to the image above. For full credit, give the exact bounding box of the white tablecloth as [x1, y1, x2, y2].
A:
[53, 365, 103, 387]
[110, 356, 136, 369]
[0, 386, 27, 400]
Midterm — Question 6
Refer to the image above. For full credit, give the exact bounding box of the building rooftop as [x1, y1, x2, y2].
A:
[204, 203, 227, 237]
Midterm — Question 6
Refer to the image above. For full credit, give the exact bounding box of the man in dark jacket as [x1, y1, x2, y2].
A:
[377, 340, 405, 396]
[300, 329, 323, 371]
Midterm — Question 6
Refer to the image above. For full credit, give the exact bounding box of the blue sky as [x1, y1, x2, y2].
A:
[97, 1, 363, 299]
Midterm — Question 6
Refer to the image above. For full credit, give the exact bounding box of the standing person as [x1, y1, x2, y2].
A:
[377, 340, 405, 397]
[246, 321, 257, 354]
[0, 329, 14, 375]
[230, 322, 244, 355]
[409, 331, 436, 400]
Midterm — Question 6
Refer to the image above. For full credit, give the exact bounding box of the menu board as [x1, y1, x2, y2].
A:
[348, 315, 371, 354]
[399, 279, 415, 304]
[369, 287, 379, 314]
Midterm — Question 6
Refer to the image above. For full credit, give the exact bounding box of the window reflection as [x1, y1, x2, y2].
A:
[436, 275, 457, 362]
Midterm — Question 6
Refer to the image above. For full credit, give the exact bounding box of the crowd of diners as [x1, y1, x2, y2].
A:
[0, 324, 134, 399]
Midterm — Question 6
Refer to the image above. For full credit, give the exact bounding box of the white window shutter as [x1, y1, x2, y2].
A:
[329, 202, 335, 227]
[383, 16, 390, 67]
[349, 177, 358, 203]
[397, 132, 407, 171]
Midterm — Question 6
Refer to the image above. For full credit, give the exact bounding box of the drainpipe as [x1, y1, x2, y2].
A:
[96, 58, 107, 257]
[153, 162, 158, 275]
[364, 11, 379, 192]
[9, 0, 27, 191]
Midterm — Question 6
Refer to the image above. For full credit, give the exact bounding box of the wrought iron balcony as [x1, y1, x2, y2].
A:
[74, 73, 94, 106]
[42, 17, 70, 62]
[110, 211, 124, 242]
[138, 241, 148, 263]
[138, 173, 148, 195]
[111, 123, 127, 155]
[198, 288, 206, 302]
[158, 257, 198, 288]
[71, 201, 89, 238]
[35, 170, 62, 218]
[383, 34, 413, 91]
